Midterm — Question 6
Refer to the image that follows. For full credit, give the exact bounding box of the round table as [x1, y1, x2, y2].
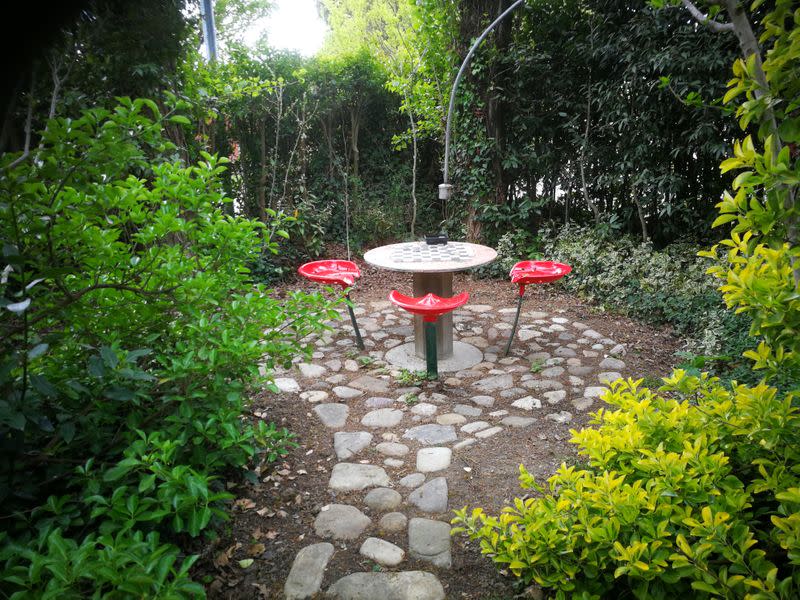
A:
[363, 241, 497, 364]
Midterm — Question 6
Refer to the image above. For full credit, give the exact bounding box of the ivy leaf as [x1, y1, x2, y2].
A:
[6, 412, 26, 431]
[104, 386, 135, 402]
[60, 421, 76, 444]
[100, 346, 119, 368]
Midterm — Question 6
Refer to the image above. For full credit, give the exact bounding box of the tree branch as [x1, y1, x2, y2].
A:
[681, 0, 734, 32]
[2, 283, 179, 339]
[3, 73, 36, 172]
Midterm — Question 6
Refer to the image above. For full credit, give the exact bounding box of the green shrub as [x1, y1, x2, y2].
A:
[455, 6, 800, 597]
[453, 374, 800, 599]
[541, 225, 753, 372]
[0, 97, 336, 596]
[474, 229, 542, 279]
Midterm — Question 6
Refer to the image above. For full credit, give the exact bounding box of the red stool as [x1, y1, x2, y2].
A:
[389, 290, 469, 379]
[504, 260, 572, 356]
[298, 260, 364, 350]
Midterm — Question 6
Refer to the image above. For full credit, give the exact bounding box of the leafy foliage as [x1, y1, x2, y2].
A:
[184, 47, 434, 258]
[0, 98, 334, 596]
[454, 375, 800, 599]
[541, 225, 753, 374]
[698, 2, 800, 384]
[414, 0, 739, 244]
[453, 3, 800, 598]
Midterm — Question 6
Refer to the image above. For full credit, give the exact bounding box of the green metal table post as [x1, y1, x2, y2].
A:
[424, 320, 438, 379]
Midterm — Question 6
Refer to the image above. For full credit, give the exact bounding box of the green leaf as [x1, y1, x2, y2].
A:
[138, 474, 157, 493]
[168, 115, 191, 125]
[6, 412, 25, 431]
[60, 421, 76, 443]
[691, 581, 722, 595]
[712, 214, 738, 228]
[100, 346, 118, 368]
[28, 343, 49, 359]
[103, 457, 140, 482]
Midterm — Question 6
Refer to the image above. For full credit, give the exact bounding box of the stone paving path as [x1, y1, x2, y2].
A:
[274, 300, 629, 599]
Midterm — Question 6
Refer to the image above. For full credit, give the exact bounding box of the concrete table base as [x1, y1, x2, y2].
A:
[363, 241, 497, 362]
[385, 341, 483, 373]
[413, 272, 453, 359]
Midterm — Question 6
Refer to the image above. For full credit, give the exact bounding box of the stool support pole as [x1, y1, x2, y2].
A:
[424, 321, 438, 379]
[345, 292, 365, 350]
[503, 292, 525, 357]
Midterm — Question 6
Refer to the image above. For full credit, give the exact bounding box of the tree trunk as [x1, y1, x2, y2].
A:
[723, 0, 777, 139]
[467, 204, 482, 242]
[268, 85, 283, 211]
[320, 116, 335, 178]
[350, 107, 360, 181]
[460, 0, 514, 241]
[580, 21, 601, 225]
[257, 118, 267, 223]
[406, 92, 419, 237]
[723, 0, 797, 282]
[633, 185, 649, 242]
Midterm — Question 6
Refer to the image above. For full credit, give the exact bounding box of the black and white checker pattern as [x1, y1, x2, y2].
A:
[388, 242, 476, 263]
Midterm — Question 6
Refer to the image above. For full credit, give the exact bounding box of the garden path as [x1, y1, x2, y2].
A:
[272, 291, 632, 599]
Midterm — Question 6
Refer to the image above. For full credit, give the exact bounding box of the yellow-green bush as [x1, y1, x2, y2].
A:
[453, 373, 800, 599]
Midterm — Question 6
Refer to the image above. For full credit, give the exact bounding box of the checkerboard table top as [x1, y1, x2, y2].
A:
[363, 241, 497, 273]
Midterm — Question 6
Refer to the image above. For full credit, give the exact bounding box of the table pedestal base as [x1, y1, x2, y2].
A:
[413, 271, 453, 359]
[385, 341, 483, 373]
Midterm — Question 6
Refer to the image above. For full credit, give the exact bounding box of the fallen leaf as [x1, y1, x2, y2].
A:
[248, 543, 266, 556]
[256, 507, 275, 517]
[239, 558, 254, 569]
[213, 552, 230, 568]
[265, 530, 278, 540]
[235, 498, 256, 510]
[296, 469, 308, 475]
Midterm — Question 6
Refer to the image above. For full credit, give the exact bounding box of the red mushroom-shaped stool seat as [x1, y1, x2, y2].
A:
[504, 260, 572, 356]
[389, 290, 469, 379]
[298, 260, 364, 350]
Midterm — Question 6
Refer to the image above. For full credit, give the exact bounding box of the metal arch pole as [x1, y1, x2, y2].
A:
[200, 0, 218, 61]
[345, 291, 365, 350]
[442, 0, 526, 187]
[424, 321, 439, 379]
